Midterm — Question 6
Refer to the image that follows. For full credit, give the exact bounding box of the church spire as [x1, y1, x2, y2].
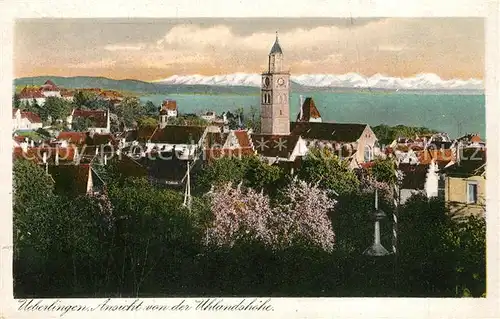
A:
[269, 31, 283, 55]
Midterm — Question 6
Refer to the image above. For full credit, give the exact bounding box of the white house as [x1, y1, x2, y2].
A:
[12, 108, 43, 131]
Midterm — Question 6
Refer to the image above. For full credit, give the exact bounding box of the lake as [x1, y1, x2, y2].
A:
[140, 91, 485, 139]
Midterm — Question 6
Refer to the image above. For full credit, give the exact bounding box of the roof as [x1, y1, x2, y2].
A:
[269, 33, 283, 55]
[115, 155, 148, 178]
[297, 97, 321, 121]
[57, 132, 87, 144]
[149, 125, 206, 144]
[43, 80, 56, 87]
[19, 87, 44, 99]
[251, 134, 300, 159]
[72, 109, 107, 128]
[13, 146, 78, 164]
[21, 111, 42, 123]
[443, 149, 486, 177]
[161, 99, 177, 111]
[47, 164, 91, 195]
[417, 149, 454, 167]
[398, 163, 429, 190]
[427, 141, 453, 150]
[234, 130, 252, 148]
[290, 122, 368, 143]
[87, 133, 117, 146]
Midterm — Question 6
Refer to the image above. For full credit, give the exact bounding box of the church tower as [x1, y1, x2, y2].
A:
[260, 32, 290, 135]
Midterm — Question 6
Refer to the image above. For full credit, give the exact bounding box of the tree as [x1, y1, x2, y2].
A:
[137, 116, 158, 129]
[204, 179, 336, 252]
[71, 117, 94, 132]
[115, 97, 145, 128]
[297, 148, 359, 196]
[13, 94, 21, 109]
[42, 97, 73, 123]
[144, 101, 158, 117]
[369, 157, 397, 184]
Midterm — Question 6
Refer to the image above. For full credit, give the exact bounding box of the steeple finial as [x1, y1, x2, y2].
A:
[276, 31, 278, 40]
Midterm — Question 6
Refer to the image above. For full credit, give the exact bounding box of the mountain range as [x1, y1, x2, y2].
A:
[14, 73, 484, 96]
[154, 73, 483, 91]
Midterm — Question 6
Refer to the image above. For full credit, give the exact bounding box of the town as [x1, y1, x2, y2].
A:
[12, 35, 486, 298]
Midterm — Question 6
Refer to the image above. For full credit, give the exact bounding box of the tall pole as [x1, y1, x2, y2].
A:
[393, 167, 401, 293]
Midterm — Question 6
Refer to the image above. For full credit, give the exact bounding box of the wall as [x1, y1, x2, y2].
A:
[445, 175, 486, 218]
[355, 125, 378, 164]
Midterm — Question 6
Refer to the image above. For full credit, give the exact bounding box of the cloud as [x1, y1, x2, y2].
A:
[68, 59, 117, 69]
[104, 43, 146, 51]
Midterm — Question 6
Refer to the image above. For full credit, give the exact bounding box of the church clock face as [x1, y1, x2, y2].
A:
[277, 77, 285, 87]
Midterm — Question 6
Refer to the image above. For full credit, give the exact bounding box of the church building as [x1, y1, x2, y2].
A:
[251, 34, 380, 169]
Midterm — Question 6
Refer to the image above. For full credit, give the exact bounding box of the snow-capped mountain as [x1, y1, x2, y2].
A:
[153, 73, 483, 90]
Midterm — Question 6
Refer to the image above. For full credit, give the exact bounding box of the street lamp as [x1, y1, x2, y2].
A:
[363, 188, 390, 256]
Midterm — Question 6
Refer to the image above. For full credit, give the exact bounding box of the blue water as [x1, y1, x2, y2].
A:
[140, 92, 485, 139]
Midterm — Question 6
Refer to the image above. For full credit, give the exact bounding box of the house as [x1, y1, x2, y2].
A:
[146, 125, 208, 160]
[442, 148, 486, 218]
[39, 80, 62, 98]
[203, 130, 255, 162]
[12, 108, 43, 131]
[296, 96, 322, 123]
[289, 122, 380, 169]
[397, 160, 442, 204]
[60, 89, 75, 102]
[18, 87, 46, 106]
[158, 99, 178, 128]
[56, 132, 88, 146]
[251, 133, 308, 167]
[67, 109, 111, 133]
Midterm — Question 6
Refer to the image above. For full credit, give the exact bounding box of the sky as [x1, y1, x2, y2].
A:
[14, 18, 484, 82]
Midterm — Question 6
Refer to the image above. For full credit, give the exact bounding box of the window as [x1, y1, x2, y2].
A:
[364, 145, 372, 162]
[467, 182, 478, 204]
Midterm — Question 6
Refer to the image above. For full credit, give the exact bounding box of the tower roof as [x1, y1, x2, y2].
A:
[269, 32, 283, 55]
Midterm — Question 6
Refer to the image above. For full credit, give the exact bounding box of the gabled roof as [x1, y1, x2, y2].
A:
[21, 111, 42, 123]
[297, 97, 321, 121]
[251, 134, 300, 159]
[149, 125, 206, 144]
[18, 87, 44, 99]
[161, 99, 177, 111]
[290, 122, 368, 143]
[234, 130, 252, 148]
[13, 146, 78, 164]
[417, 149, 454, 167]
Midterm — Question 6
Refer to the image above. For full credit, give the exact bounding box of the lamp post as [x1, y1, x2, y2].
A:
[363, 188, 390, 257]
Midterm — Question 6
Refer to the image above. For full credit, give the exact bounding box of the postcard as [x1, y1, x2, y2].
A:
[1, 1, 499, 318]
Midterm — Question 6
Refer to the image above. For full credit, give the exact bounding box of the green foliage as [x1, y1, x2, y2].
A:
[13, 94, 21, 108]
[297, 148, 359, 196]
[114, 97, 145, 128]
[40, 97, 73, 123]
[369, 157, 397, 184]
[168, 114, 208, 126]
[144, 100, 158, 116]
[71, 117, 94, 132]
[195, 155, 284, 195]
[137, 116, 158, 129]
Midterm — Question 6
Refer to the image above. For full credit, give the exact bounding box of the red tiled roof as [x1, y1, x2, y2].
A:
[161, 100, 177, 111]
[471, 135, 482, 143]
[13, 146, 78, 164]
[297, 97, 321, 121]
[21, 111, 42, 123]
[57, 132, 87, 144]
[418, 149, 454, 165]
[13, 135, 26, 143]
[19, 87, 44, 99]
[234, 130, 252, 148]
[44, 80, 56, 86]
